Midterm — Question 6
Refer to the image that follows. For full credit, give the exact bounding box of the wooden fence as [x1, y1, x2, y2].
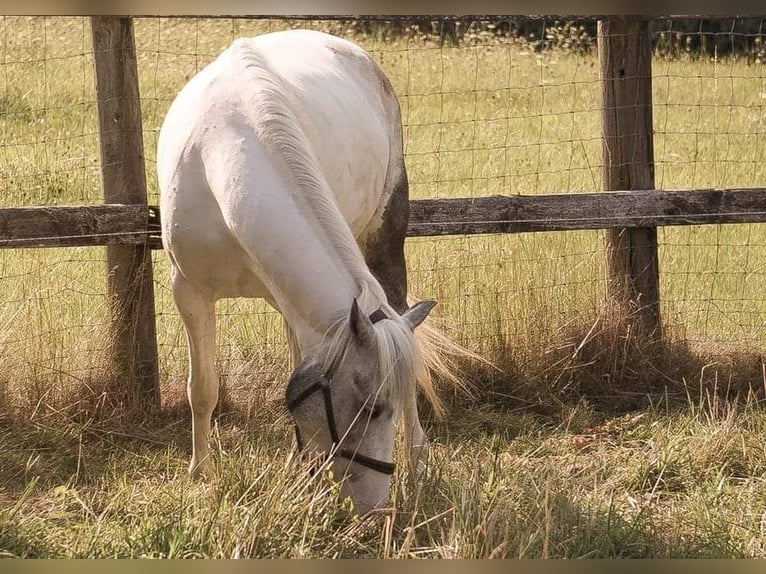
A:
[1, 15, 765, 411]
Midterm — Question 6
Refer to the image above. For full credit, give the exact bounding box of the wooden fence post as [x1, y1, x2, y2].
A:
[598, 17, 662, 340]
[91, 16, 160, 412]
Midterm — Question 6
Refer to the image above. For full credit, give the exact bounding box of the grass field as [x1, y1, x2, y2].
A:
[0, 17, 765, 558]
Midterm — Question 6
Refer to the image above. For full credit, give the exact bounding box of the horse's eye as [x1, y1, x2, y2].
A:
[353, 374, 386, 419]
[363, 401, 384, 420]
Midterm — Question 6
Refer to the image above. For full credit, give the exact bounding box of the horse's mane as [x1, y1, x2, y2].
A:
[231, 40, 384, 298]
[229, 39, 441, 412]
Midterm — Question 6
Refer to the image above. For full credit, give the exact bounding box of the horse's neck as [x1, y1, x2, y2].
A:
[268, 241, 385, 352]
[285, 274, 385, 354]
[231, 163, 385, 350]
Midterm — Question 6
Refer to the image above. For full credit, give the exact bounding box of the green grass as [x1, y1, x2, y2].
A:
[0, 16, 765, 558]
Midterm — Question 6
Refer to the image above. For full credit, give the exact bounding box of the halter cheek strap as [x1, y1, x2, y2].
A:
[288, 378, 396, 475]
[286, 309, 395, 476]
[368, 309, 387, 325]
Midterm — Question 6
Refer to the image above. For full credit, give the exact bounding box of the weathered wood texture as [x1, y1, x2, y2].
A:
[407, 188, 766, 236]
[0, 205, 161, 248]
[599, 17, 661, 338]
[0, 188, 764, 248]
[92, 16, 160, 412]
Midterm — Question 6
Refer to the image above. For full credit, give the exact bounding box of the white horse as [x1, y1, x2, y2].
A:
[157, 29, 452, 514]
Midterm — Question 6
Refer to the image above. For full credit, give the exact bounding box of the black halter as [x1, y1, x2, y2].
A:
[286, 309, 395, 476]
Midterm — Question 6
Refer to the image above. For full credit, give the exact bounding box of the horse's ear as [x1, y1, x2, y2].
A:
[349, 298, 376, 347]
[402, 300, 437, 331]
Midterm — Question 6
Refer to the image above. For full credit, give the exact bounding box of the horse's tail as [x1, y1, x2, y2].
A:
[409, 295, 490, 419]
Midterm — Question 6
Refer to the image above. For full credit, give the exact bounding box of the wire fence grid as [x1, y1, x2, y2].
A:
[0, 15, 764, 412]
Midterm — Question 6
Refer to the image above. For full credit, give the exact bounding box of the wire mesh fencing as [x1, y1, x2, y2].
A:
[0, 16, 764, 416]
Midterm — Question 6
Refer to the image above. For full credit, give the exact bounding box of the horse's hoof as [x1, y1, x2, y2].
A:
[188, 459, 213, 480]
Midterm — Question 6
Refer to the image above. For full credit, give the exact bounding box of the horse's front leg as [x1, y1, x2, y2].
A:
[283, 318, 301, 371]
[172, 270, 218, 479]
[403, 381, 430, 480]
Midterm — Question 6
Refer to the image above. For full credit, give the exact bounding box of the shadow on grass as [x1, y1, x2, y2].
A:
[0, 521, 50, 559]
[0, 379, 294, 501]
[423, 303, 766, 444]
[394, 437, 750, 558]
[0, 411, 186, 499]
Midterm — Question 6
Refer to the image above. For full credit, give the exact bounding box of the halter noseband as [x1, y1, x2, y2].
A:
[286, 309, 395, 476]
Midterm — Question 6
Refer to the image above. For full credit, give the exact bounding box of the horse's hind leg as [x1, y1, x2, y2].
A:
[364, 162, 430, 476]
[171, 269, 218, 478]
[363, 165, 409, 314]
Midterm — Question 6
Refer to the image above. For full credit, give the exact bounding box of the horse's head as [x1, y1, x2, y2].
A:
[285, 298, 436, 515]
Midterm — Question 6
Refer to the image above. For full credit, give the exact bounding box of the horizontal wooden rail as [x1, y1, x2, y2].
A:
[0, 204, 161, 249]
[0, 187, 764, 249]
[407, 187, 766, 236]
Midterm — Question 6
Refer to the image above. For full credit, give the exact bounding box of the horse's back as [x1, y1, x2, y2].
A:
[158, 30, 402, 303]
[225, 29, 401, 222]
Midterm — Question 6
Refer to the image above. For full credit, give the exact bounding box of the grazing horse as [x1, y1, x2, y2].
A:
[157, 29, 450, 514]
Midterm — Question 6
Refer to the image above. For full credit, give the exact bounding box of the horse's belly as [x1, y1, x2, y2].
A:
[165, 217, 271, 301]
